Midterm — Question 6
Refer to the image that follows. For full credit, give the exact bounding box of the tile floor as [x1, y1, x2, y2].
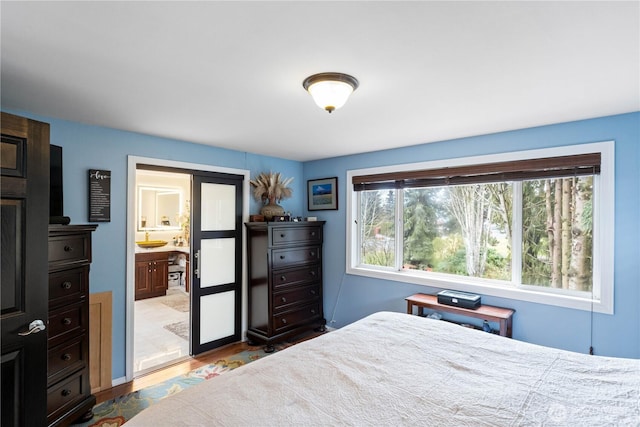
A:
[134, 287, 190, 374]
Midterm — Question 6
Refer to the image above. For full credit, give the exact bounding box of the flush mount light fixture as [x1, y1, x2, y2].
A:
[302, 72, 359, 113]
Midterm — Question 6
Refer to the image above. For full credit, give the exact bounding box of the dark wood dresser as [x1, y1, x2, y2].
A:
[245, 221, 326, 352]
[47, 224, 97, 426]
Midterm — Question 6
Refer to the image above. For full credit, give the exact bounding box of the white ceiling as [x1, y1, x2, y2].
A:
[1, 1, 638, 162]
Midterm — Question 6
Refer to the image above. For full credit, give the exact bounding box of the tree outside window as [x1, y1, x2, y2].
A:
[358, 177, 593, 292]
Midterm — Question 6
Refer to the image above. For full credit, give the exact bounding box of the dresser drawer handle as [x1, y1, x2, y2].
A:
[61, 281, 72, 290]
[310, 289, 316, 295]
[61, 353, 72, 361]
[281, 318, 287, 324]
[61, 389, 72, 397]
[309, 271, 316, 276]
[281, 297, 287, 303]
[280, 275, 286, 281]
[309, 252, 315, 257]
[310, 308, 316, 314]
[64, 245, 73, 252]
[280, 233, 285, 238]
[62, 317, 72, 326]
[310, 231, 316, 237]
[280, 255, 285, 260]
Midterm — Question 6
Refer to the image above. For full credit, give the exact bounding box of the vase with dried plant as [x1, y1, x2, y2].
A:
[178, 200, 190, 244]
[249, 172, 293, 220]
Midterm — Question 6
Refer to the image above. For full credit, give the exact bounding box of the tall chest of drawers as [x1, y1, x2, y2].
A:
[245, 221, 326, 352]
[47, 224, 97, 426]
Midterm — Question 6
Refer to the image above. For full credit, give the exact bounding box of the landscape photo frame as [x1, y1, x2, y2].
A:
[307, 177, 338, 211]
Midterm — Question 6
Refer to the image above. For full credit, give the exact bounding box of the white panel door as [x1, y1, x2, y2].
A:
[190, 173, 243, 355]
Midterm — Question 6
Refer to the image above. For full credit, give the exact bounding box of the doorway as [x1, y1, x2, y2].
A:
[133, 168, 191, 374]
[126, 156, 250, 381]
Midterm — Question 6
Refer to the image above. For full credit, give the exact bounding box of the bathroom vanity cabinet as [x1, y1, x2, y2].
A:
[134, 252, 169, 300]
[134, 249, 189, 300]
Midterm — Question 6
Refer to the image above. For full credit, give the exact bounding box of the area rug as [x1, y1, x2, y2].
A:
[159, 292, 189, 312]
[163, 320, 188, 341]
[76, 343, 291, 427]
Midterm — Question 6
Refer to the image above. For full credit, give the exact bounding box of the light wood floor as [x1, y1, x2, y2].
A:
[95, 330, 325, 404]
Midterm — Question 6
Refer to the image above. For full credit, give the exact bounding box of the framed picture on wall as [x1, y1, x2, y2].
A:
[307, 177, 338, 211]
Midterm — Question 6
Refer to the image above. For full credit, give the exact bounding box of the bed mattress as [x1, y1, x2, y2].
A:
[128, 311, 640, 426]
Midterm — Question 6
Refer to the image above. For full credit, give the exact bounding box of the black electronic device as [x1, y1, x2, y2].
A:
[437, 290, 481, 309]
[49, 215, 71, 225]
[49, 144, 70, 224]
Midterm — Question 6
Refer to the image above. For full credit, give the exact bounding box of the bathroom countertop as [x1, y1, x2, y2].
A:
[134, 244, 190, 254]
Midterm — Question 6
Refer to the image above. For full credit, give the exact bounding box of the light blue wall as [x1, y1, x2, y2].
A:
[304, 112, 640, 359]
[7, 109, 638, 382]
[6, 109, 305, 380]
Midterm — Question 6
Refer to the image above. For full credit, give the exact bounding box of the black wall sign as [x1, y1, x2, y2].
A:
[88, 169, 111, 222]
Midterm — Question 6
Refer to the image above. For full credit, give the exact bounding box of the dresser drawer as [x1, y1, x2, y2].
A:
[47, 335, 87, 386]
[273, 302, 321, 333]
[47, 369, 90, 418]
[273, 284, 320, 312]
[49, 234, 91, 266]
[48, 302, 87, 346]
[272, 246, 320, 269]
[49, 267, 88, 308]
[272, 265, 320, 290]
[271, 225, 322, 247]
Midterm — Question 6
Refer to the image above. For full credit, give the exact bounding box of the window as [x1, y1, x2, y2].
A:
[347, 142, 614, 313]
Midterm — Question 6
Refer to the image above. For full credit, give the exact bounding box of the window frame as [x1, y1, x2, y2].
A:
[346, 141, 614, 314]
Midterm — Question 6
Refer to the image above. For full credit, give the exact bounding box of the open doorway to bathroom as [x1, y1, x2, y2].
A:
[126, 156, 250, 382]
[134, 168, 191, 375]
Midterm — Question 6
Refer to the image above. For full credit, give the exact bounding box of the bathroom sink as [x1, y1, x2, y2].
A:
[136, 240, 168, 249]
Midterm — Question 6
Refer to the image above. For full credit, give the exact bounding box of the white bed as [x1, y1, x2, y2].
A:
[128, 311, 640, 426]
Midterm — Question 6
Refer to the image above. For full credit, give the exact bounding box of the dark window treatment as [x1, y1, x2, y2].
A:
[352, 153, 601, 191]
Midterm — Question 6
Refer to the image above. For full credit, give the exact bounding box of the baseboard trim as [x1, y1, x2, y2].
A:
[111, 376, 127, 387]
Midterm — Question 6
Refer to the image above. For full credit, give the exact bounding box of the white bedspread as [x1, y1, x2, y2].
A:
[128, 311, 640, 426]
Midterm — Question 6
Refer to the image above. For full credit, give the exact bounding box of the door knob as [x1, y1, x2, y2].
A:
[18, 319, 46, 336]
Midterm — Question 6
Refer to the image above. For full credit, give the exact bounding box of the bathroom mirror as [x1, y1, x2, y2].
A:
[138, 186, 183, 231]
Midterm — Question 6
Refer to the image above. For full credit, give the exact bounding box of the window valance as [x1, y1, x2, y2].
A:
[352, 153, 601, 191]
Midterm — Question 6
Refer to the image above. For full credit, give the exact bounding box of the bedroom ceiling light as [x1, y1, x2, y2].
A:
[302, 72, 359, 113]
